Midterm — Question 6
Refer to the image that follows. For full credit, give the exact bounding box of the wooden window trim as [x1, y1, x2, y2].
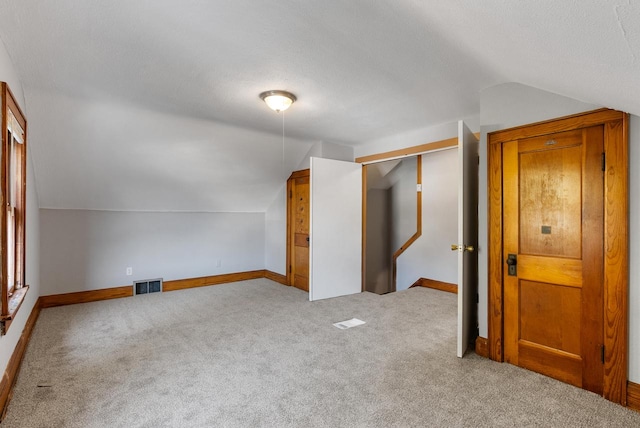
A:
[355, 136, 458, 164]
[487, 108, 628, 405]
[1, 82, 28, 335]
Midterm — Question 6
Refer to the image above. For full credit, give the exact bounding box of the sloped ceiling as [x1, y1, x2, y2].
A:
[0, 1, 638, 211]
[366, 160, 403, 190]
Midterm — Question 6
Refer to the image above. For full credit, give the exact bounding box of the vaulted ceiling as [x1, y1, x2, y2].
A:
[0, 1, 638, 211]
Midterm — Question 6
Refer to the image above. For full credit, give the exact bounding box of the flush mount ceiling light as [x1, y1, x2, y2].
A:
[259, 90, 297, 113]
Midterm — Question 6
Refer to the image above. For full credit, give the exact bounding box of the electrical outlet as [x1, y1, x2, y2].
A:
[126, 267, 133, 276]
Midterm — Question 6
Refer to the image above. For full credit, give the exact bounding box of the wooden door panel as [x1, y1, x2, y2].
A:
[519, 280, 581, 354]
[292, 176, 310, 292]
[503, 126, 604, 393]
[294, 274, 309, 292]
[516, 129, 583, 152]
[517, 255, 582, 287]
[294, 246, 309, 274]
[294, 177, 309, 233]
[294, 246, 309, 291]
[518, 341, 582, 387]
[519, 144, 582, 258]
[287, 170, 310, 292]
[294, 233, 309, 248]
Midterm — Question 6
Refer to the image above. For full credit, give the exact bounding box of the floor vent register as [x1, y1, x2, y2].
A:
[134, 278, 163, 295]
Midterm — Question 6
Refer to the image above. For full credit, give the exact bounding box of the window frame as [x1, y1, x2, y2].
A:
[1, 82, 27, 335]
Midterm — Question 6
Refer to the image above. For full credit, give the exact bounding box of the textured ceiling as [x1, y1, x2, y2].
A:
[0, 1, 638, 211]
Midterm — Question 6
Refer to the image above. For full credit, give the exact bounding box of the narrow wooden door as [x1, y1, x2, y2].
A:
[503, 126, 604, 393]
[287, 169, 310, 292]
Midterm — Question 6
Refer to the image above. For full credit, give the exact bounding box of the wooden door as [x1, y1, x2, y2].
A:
[456, 121, 479, 358]
[503, 126, 604, 392]
[287, 169, 310, 292]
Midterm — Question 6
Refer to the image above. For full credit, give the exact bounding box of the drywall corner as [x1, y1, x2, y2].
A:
[320, 141, 354, 162]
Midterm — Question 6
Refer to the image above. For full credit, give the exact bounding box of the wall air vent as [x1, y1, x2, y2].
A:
[134, 278, 163, 295]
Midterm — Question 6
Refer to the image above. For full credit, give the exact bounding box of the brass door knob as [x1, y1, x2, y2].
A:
[451, 244, 475, 253]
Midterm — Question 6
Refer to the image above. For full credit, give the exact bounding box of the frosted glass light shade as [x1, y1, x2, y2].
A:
[260, 90, 296, 113]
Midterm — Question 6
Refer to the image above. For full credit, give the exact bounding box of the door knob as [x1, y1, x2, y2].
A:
[451, 244, 475, 253]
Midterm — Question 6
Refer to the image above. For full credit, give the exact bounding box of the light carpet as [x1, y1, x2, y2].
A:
[3, 279, 640, 427]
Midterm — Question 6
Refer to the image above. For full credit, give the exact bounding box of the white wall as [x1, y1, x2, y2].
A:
[295, 141, 323, 171]
[0, 39, 41, 382]
[365, 188, 391, 294]
[265, 185, 286, 275]
[390, 158, 418, 252]
[396, 149, 458, 290]
[296, 141, 354, 171]
[320, 141, 354, 164]
[39, 210, 264, 295]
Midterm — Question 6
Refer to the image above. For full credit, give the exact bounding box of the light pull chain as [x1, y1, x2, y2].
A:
[282, 110, 285, 176]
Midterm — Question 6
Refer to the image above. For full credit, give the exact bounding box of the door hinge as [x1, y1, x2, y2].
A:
[601, 153, 606, 172]
[601, 345, 605, 364]
[289, 265, 292, 273]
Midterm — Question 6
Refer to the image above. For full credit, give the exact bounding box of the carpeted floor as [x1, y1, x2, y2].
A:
[3, 279, 640, 427]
